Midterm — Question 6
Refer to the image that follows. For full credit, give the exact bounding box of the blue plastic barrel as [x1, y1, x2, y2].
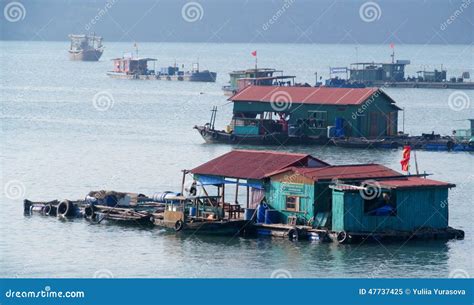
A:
[265, 209, 280, 224]
[189, 207, 197, 217]
[244, 208, 256, 221]
[257, 203, 268, 223]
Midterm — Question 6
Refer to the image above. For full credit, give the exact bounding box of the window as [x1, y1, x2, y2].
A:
[307, 111, 327, 129]
[285, 196, 300, 211]
[363, 192, 397, 216]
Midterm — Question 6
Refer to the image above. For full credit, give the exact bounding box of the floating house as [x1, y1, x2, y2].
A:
[196, 85, 400, 145]
[107, 57, 157, 79]
[187, 149, 463, 242]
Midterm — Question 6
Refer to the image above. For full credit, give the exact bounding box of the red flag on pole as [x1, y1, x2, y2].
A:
[251, 50, 257, 57]
[390, 43, 395, 49]
[400, 145, 411, 172]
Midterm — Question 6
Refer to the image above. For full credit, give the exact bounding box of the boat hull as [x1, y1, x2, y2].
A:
[69, 49, 103, 61]
[155, 219, 250, 236]
[107, 72, 217, 82]
[194, 126, 327, 146]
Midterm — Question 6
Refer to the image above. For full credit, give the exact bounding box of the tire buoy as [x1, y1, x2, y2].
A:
[212, 131, 219, 140]
[174, 220, 184, 232]
[447, 141, 454, 151]
[84, 205, 97, 219]
[57, 200, 75, 217]
[337, 231, 349, 244]
[230, 134, 237, 142]
[288, 228, 299, 241]
[200, 129, 207, 137]
[44, 203, 57, 216]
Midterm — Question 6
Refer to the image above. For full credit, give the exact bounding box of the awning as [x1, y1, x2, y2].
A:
[194, 175, 264, 189]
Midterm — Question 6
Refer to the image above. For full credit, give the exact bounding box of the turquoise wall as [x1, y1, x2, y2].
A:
[266, 181, 315, 224]
[331, 188, 449, 232]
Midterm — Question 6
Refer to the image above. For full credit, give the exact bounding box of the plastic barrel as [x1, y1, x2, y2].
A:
[257, 204, 267, 223]
[152, 191, 180, 202]
[265, 209, 280, 224]
[244, 208, 256, 221]
[189, 207, 197, 217]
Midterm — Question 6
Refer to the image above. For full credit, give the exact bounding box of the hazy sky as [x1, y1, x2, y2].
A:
[1, 0, 473, 44]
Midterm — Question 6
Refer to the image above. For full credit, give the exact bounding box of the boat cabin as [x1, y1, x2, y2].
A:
[229, 86, 400, 138]
[224, 68, 296, 94]
[111, 57, 157, 75]
[349, 60, 410, 82]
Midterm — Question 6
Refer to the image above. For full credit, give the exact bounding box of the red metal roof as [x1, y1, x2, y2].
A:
[191, 149, 329, 180]
[377, 177, 455, 189]
[269, 164, 401, 181]
[230, 85, 389, 106]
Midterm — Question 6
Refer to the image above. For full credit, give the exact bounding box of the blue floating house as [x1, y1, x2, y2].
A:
[187, 149, 463, 242]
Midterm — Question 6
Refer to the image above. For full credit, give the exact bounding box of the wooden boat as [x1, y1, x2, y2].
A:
[68, 34, 103, 61]
[194, 125, 326, 146]
[153, 195, 251, 236]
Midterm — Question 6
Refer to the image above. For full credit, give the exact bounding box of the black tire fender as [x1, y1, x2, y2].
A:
[212, 131, 219, 140]
[200, 129, 207, 137]
[84, 204, 97, 219]
[174, 220, 184, 232]
[288, 228, 299, 241]
[44, 203, 57, 216]
[57, 200, 74, 217]
[230, 134, 237, 142]
[337, 231, 349, 244]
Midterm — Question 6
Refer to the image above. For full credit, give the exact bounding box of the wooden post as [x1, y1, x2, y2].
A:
[246, 186, 250, 209]
[181, 170, 187, 194]
[221, 184, 225, 206]
[234, 179, 240, 204]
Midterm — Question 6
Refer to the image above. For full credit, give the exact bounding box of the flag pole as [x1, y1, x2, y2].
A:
[414, 150, 419, 175]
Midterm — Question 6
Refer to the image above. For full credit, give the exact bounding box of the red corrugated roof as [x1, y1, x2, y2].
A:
[191, 149, 329, 180]
[230, 85, 388, 106]
[378, 177, 455, 189]
[268, 164, 401, 181]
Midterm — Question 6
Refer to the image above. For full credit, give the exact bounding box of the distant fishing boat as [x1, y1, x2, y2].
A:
[68, 34, 103, 61]
[107, 57, 216, 82]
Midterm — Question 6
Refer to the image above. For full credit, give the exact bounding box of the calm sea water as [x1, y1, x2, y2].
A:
[0, 41, 473, 278]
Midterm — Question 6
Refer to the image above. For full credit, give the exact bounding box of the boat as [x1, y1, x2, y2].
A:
[156, 63, 216, 82]
[222, 68, 296, 95]
[68, 34, 103, 61]
[154, 194, 250, 236]
[319, 51, 474, 89]
[107, 57, 216, 82]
